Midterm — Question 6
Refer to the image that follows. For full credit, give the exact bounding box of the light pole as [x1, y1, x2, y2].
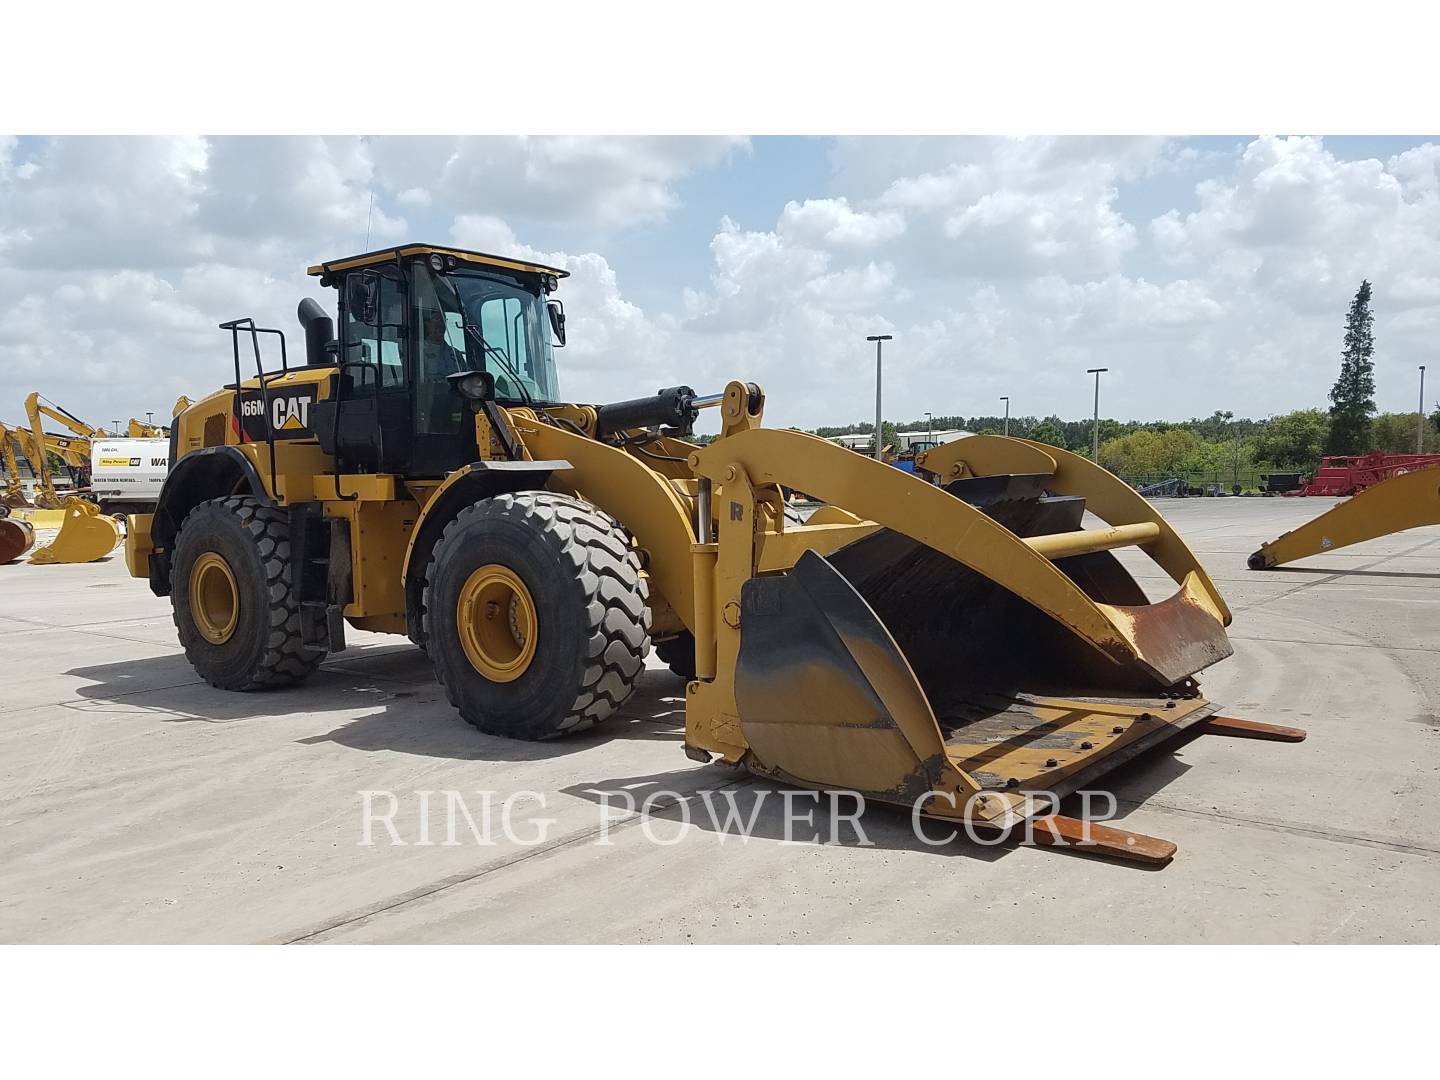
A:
[146, 411, 154, 429]
[867, 334, 892, 461]
[1419, 366, 1428, 454]
[1086, 368, 1108, 463]
[1000, 395, 1010, 436]
[111, 420, 120, 436]
[925, 411, 933, 446]
[1224, 410, 1238, 489]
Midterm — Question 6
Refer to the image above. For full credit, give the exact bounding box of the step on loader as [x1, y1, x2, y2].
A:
[123, 243, 1302, 866]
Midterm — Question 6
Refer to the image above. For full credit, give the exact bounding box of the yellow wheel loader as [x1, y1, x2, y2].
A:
[124, 243, 1301, 864]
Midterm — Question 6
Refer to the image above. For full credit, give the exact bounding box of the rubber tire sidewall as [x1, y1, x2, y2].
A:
[425, 500, 621, 740]
[172, 500, 287, 689]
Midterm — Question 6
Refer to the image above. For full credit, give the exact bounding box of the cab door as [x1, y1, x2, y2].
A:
[409, 263, 478, 477]
[320, 265, 413, 473]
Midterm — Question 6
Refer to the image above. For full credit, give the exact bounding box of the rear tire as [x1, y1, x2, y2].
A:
[423, 492, 650, 739]
[171, 496, 324, 690]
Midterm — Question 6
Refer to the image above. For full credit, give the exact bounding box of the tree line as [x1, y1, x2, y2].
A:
[812, 280, 1440, 480]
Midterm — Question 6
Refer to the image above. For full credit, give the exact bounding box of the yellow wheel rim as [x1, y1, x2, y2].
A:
[189, 551, 239, 645]
[457, 564, 538, 682]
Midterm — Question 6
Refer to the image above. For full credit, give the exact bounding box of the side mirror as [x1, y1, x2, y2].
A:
[547, 299, 567, 347]
[345, 274, 379, 326]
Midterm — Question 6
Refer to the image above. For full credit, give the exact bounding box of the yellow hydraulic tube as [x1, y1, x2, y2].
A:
[1026, 521, 1160, 560]
[1249, 466, 1440, 569]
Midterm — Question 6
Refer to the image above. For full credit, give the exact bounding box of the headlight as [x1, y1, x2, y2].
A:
[429, 253, 445, 272]
[450, 371, 496, 401]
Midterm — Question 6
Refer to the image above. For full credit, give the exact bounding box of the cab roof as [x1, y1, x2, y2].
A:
[307, 244, 569, 280]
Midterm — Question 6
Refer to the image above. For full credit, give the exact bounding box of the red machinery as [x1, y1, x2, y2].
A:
[1287, 451, 1440, 497]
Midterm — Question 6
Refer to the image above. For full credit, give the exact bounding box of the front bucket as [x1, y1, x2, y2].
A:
[733, 549, 1218, 833]
[0, 518, 35, 563]
[29, 499, 121, 565]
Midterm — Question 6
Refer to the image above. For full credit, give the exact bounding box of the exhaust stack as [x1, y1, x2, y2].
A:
[297, 298, 335, 367]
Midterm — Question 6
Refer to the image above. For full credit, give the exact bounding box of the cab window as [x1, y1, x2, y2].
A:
[343, 272, 407, 390]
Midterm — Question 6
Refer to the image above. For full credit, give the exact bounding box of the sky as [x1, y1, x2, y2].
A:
[2, 135, 1437, 436]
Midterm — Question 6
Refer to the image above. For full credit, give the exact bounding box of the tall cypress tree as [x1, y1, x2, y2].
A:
[1326, 280, 1377, 454]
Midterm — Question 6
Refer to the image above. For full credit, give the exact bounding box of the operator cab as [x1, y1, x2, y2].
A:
[304, 244, 568, 477]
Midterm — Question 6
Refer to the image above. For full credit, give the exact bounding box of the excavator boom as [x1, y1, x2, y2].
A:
[1249, 464, 1440, 569]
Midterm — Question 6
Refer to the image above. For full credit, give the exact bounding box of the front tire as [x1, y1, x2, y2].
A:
[171, 496, 324, 690]
[423, 492, 650, 739]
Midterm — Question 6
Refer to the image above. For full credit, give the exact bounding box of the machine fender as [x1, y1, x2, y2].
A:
[509, 417, 702, 630]
[400, 460, 571, 646]
[146, 446, 273, 595]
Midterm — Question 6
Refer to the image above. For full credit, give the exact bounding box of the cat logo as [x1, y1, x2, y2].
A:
[238, 390, 316, 441]
[272, 395, 311, 431]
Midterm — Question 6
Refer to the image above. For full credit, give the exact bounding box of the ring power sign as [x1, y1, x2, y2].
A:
[238, 389, 317, 441]
[90, 438, 169, 513]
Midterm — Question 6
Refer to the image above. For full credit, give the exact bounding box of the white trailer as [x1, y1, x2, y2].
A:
[90, 438, 169, 519]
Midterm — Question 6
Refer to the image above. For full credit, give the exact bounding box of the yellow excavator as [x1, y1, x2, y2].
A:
[125, 398, 192, 437]
[0, 422, 39, 561]
[23, 392, 107, 507]
[1249, 463, 1440, 569]
[14, 393, 120, 563]
[1, 421, 32, 510]
[121, 243, 1303, 865]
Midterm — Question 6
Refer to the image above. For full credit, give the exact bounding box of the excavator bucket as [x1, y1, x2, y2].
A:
[689, 428, 1298, 864]
[1249, 465, 1440, 569]
[0, 518, 35, 563]
[28, 499, 121, 565]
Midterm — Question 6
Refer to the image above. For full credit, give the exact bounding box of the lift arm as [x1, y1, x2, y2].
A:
[1249, 465, 1440, 569]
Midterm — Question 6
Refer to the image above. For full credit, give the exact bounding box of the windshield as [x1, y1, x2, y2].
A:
[425, 266, 559, 404]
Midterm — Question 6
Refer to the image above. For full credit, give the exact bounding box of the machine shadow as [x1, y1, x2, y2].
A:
[66, 649, 1190, 865]
[564, 767, 1031, 866]
[1260, 565, 1440, 580]
[63, 648, 689, 763]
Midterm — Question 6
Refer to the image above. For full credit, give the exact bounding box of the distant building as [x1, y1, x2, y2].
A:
[829, 428, 973, 452]
[894, 428, 971, 451]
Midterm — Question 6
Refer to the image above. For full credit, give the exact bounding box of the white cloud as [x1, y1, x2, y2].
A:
[402, 136, 747, 229]
[4, 134, 1440, 433]
[777, 197, 905, 249]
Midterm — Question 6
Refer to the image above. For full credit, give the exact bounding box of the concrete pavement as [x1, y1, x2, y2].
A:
[1, 496, 1436, 942]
